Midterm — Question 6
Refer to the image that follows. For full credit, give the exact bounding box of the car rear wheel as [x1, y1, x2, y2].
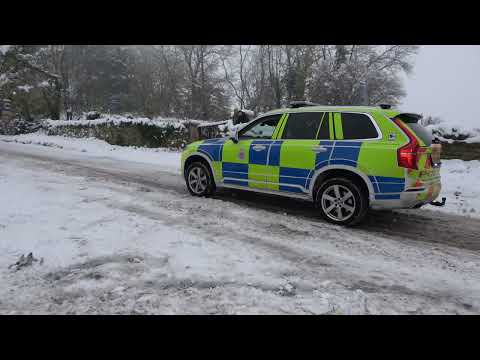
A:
[185, 161, 215, 197]
[315, 177, 368, 226]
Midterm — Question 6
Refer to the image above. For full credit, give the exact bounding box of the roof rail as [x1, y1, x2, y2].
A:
[289, 101, 320, 109]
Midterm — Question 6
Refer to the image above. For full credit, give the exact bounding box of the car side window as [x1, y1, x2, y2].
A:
[239, 114, 282, 139]
[341, 113, 379, 139]
[281, 112, 324, 140]
[317, 113, 330, 139]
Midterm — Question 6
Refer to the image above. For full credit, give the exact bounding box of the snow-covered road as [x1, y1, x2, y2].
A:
[1, 139, 480, 314]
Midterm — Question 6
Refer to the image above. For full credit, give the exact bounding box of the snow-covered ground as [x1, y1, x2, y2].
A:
[1, 134, 480, 314]
[0, 133, 181, 174]
[2, 132, 479, 219]
[424, 159, 480, 218]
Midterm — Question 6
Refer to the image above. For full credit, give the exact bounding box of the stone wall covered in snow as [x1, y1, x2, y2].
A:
[426, 124, 480, 143]
[43, 115, 204, 149]
[425, 124, 480, 161]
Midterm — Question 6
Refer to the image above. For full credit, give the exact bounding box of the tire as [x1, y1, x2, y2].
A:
[185, 161, 216, 197]
[314, 177, 369, 226]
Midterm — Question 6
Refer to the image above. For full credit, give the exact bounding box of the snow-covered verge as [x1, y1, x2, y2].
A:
[2, 144, 480, 314]
[0, 133, 181, 174]
[424, 159, 480, 218]
[2, 132, 480, 220]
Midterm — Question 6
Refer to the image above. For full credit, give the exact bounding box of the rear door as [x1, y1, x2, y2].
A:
[221, 114, 283, 189]
[274, 112, 328, 193]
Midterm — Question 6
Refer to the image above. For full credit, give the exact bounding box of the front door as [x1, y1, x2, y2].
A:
[221, 114, 283, 189]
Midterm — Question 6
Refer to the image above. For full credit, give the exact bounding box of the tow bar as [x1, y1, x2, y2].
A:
[430, 197, 446, 207]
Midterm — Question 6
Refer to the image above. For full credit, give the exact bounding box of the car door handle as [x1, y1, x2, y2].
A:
[252, 145, 267, 151]
[312, 146, 328, 153]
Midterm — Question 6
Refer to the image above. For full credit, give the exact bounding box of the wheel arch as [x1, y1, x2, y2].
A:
[309, 165, 375, 202]
[183, 152, 216, 179]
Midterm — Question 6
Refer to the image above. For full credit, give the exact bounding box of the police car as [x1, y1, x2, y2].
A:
[181, 102, 442, 226]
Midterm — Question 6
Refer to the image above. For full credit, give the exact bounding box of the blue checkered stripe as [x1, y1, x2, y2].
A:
[223, 139, 365, 194]
[302, 140, 362, 191]
[197, 138, 405, 199]
[307, 140, 404, 199]
[222, 139, 283, 186]
[300, 140, 405, 199]
[223, 162, 249, 186]
[368, 176, 405, 200]
[197, 138, 226, 162]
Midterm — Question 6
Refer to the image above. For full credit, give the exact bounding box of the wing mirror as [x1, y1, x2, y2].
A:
[230, 128, 239, 143]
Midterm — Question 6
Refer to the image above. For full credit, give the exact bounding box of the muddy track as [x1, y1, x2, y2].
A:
[2, 144, 480, 253]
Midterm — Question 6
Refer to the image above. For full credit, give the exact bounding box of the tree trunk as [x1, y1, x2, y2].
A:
[51, 79, 62, 120]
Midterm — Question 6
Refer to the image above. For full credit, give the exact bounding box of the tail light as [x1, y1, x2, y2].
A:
[393, 118, 420, 170]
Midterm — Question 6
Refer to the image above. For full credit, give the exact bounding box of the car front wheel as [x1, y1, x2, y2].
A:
[185, 161, 215, 197]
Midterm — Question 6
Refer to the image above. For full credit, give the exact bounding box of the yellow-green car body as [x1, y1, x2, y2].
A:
[181, 105, 441, 225]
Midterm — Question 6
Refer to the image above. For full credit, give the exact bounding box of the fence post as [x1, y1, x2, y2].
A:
[0, 99, 15, 135]
[188, 123, 200, 142]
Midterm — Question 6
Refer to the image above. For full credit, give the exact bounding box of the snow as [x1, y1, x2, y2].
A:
[424, 159, 480, 218]
[1, 140, 480, 314]
[0, 74, 9, 87]
[2, 132, 480, 220]
[197, 120, 228, 127]
[0, 152, 367, 314]
[0, 45, 11, 55]
[426, 123, 480, 143]
[465, 135, 480, 144]
[218, 119, 248, 134]
[0, 133, 181, 174]
[239, 109, 255, 117]
[45, 114, 203, 130]
[17, 85, 34, 93]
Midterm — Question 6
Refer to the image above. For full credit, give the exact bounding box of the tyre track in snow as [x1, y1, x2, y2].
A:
[1, 142, 479, 253]
[105, 195, 480, 314]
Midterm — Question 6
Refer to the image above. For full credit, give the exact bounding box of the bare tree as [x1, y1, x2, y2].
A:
[1, 45, 419, 121]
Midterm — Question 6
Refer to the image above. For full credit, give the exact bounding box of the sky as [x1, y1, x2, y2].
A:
[400, 45, 480, 128]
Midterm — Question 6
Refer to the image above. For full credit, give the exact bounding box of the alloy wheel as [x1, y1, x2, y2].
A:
[188, 166, 208, 194]
[320, 184, 356, 222]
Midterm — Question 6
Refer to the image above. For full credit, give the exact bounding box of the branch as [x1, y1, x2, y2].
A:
[15, 53, 61, 81]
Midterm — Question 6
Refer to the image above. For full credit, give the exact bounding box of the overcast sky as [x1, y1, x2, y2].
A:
[400, 45, 480, 128]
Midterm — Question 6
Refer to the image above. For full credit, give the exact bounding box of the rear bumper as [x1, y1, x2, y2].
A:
[371, 181, 442, 210]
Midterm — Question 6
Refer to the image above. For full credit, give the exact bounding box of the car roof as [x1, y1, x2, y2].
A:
[262, 105, 403, 118]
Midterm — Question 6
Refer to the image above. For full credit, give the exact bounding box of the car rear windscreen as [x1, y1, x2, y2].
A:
[407, 123, 432, 146]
